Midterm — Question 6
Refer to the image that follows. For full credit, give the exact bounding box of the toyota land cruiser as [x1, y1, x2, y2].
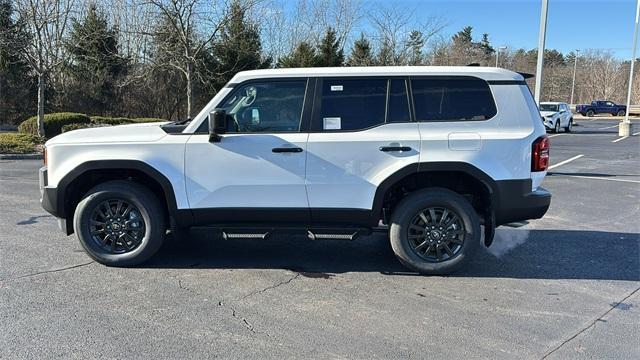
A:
[39, 66, 551, 275]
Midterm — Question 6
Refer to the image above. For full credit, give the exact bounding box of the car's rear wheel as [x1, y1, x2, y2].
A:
[564, 118, 573, 132]
[73, 180, 166, 266]
[586, 109, 595, 117]
[389, 188, 480, 275]
[617, 109, 626, 116]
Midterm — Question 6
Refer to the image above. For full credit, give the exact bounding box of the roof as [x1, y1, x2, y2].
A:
[230, 66, 524, 83]
[540, 102, 565, 105]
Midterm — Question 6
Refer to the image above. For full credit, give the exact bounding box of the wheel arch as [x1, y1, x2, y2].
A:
[373, 162, 498, 244]
[57, 160, 188, 235]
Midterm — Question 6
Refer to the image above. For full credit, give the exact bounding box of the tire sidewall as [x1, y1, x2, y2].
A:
[74, 182, 164, 266]
[618, 110, 625, 116]
[587, 110, 594, 117]
[389, 189, 480, 275]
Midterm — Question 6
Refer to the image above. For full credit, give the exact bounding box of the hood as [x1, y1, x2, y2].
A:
[540, 111, 558, 117]
[46, 121, 170, 146]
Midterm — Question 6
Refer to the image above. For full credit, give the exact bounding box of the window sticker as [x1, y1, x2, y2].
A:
[323, 117, 341, 130]
[330, 85, 343, 92]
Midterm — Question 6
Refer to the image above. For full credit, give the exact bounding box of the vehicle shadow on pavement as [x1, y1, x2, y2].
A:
[145, 229, 639, 281]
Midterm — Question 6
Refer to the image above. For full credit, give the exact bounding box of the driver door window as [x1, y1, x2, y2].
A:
[219, 80, 307, 133]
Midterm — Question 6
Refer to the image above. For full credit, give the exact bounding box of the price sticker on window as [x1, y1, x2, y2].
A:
[323, 117, 341, 130]
[330, 85, 343, 92]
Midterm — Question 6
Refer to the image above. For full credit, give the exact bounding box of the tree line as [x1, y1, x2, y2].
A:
[1, 0, 638, 135]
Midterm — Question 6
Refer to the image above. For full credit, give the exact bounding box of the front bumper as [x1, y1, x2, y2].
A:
[543, 118, 555, 130]
[39, 167, 69, 234]
[494, 179, 551, 226]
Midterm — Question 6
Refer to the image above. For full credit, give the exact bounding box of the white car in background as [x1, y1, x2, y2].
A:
[539, 102, 573, 133]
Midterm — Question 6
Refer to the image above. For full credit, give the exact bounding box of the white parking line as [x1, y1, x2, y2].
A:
[598, 124, 619, 130]
[565, 175, 640, 184]
[633, 131, 640, 136]
[548, 154, 584, 170]
[548, 133, 565, 138]
[612, 136, 629, 143]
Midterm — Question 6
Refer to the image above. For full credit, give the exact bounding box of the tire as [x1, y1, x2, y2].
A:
[586, 109, 595, 117]
[564, 118, 573, 132]
[389, 188, 480, 275]
[554, 120, 561, 133]
[617, 109, 626, 116]
[73, 180, 166, 266]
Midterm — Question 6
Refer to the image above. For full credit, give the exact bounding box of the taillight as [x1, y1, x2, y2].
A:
[532, 136, 549, 171]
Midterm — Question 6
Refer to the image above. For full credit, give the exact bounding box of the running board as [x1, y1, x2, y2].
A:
[307, 229, 362, 241]
[222, 231, 271, 240]
[502, 221, 529, 228]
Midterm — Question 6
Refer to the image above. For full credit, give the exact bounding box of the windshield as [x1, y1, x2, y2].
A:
[539, 104, 559, 112]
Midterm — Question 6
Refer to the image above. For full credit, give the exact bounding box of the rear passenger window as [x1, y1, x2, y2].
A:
[387, 79, 411, 123]
[411, 77, 496, 121]
[319, 78, 387, 131]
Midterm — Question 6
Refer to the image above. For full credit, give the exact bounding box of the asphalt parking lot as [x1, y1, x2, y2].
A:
[1, 118, 638, 359]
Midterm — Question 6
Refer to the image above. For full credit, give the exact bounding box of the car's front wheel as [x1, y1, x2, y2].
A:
[554, 120, 561, 133]
[617, 109, 626, 116]
[565, 118, 573, 132]
[73, 180, 166, 266]
[389, 188, 480, 275]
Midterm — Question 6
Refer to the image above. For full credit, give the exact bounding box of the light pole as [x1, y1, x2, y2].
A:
[620, 0, 640, 136]
[534, 0, 549, 104]
[495, 46, 507, 67]
[570, 49, 580, 106]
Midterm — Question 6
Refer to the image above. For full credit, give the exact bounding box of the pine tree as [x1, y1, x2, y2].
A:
[376, 39, 395, 66]
[452, 26, 474, 46]
[0, 0, 35, 124]
[212, 0, 270, 90]
[278, 42, 317, 68]
[479, 33, 494, 55]
[406, 30, 425, 65]
[315, 27, 344, 67]
[66, 3, 126, 115]
[346, 33, 374, 66]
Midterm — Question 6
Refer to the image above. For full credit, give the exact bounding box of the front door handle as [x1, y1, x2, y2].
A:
[379, 146, 412, 152]
[272, 147, 303, 153]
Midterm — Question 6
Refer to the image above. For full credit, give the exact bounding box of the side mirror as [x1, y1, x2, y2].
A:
[209, 110, 227, 142]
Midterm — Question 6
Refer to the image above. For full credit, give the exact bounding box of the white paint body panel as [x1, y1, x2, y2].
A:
[306, 123, 421, 209]
[184, 133, 309, 209]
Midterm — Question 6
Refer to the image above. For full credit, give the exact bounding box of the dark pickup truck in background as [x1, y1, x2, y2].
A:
[576, 100, 626, 117]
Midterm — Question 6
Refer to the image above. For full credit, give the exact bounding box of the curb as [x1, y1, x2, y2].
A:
[0, 153, 43, 160]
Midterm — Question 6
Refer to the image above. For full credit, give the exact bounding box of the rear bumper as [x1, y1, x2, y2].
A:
[494, 179, 551, 226]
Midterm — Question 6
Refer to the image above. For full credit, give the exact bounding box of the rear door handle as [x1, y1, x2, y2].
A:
[379, 146, 412, 152]
[272, 147, 303, 153]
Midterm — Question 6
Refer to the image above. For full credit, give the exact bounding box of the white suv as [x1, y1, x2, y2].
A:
[540, 102, 573, 133]
[39, 66, 551, 275]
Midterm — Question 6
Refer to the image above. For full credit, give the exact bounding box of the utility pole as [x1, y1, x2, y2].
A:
[570, 49, 580, 106]
[495, 46, 507, 67]
[620, 0, 640, 136]
[534, 0, 549, 104]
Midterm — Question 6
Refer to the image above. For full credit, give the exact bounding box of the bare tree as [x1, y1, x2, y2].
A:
[10, 0, 74, 136]
[368, 4, 446, 66]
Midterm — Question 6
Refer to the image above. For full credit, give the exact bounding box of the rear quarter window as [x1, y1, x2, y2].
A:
[411, 77, 497, 121]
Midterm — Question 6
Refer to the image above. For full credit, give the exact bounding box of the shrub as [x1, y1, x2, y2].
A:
[61, 123, 108, 133]
[0, 133, 41, 154]
[18, 113, 90, 138]
[90, 116, 135, 125]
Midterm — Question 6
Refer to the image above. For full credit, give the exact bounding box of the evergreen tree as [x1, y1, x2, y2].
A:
[479, 33, 494, 55]
[452, 26, 473, 46]
[278, 42, 317, 68]
[212, 0, 270, 90]
[347, 33, 374, 66]
[376, 39, 395, 66]
[0, 0, 35, 124]
[406, 30, 425, 65]
[66, 4, 126, 115]
[315, 27, 344, 67]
